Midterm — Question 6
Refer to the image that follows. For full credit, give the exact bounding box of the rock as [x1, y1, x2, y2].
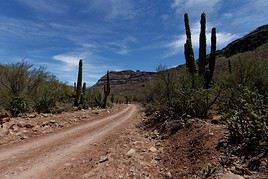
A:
[126, 149, 136, 157]
[17, 133, 28, 140]
[41, 120, 58, 127]
[155, 142, 162, 147]
[155, 156, 161, 161]
[0, 112, 10, 119]
[221, 172, 245, 179]
[0, 127, 9, 137]
[64, 163, 72, 167]
[166, 172, 172, 178]
[160, 120, 184, 137]
[49, 120, 56, 124]
[41, 113, 48, 117]
[32, 126, 39, 132]
[27, 113, 37, 118]
[99, 155, 109, 163]
[9, 124, 19, 133]
[149, 147, 157, 153]
[82, 171, 96, 178]
[17, 122, 26, 128]
[17, 122, 34, 128]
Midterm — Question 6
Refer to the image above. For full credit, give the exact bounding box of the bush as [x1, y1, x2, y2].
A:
[221, 87, 268, 154]
[218, 56, 268, 156]
[0, 62, 73, 115]
[144, 67, 221, 130]
[9, 97, 31, 117]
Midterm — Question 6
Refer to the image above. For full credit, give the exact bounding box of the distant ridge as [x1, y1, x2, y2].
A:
[222, 25, 268, 57]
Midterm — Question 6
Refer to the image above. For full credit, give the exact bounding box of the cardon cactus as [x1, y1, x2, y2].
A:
[184, 13, 217, 88]
[80, 82, 86, 107]
[198, 13, 207, 77]
[103, 71, 111, 108]
[184, 13, 196, 75]
[209, 27, 217, 80]
[205, 27, 217, 88]
[74, 59, 83, 106]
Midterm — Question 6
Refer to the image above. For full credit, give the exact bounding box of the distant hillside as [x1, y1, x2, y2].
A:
[93, 70, 157, 95]
[222, 25, 268, 57]
[93, 25, 268, 96]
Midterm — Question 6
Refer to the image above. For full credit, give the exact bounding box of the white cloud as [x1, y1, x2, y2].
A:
[103, 36, 137, 55]
[53, 53, 87, 70]
[223, 0, 268, 32]
[85, 0, 137, 20]
[51, 50, 120, 85]
[172, 0, 222, 16]
[164, 21, 237, 58]
[16, 0, 69, 14]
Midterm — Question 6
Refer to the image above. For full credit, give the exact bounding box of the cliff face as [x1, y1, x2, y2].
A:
[93, 24, 268, 96]
[93, 70, 157, 95]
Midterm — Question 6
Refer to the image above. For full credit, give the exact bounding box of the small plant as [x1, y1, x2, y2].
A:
[202, 163, 216, 178]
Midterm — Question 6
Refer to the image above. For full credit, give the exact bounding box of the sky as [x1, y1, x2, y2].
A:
[0, 0, 267, 85]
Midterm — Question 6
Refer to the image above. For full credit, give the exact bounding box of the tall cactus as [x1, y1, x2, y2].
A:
[80, 82, 86, 106]
[103, 71, 111, 108]
[184, 13, 217, 89]
[74, 59, 83, 106]
[198, 13, 207, 77]
[208, 27, 217, 83]
[184, 13, 196, 74]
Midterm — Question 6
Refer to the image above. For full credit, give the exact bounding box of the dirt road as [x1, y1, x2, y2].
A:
[0, 104, 139, 179]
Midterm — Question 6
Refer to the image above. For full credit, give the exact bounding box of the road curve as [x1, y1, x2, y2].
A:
[0, 104, 138, 179]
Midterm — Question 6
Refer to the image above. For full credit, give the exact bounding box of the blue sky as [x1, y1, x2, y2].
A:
[0, 0, 267, 85]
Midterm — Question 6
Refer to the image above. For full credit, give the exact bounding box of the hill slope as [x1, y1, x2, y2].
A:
[93, 25, 268, 96]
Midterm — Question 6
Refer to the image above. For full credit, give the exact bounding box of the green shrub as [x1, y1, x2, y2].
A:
[9, 97, 31, 116]
[221, 87, 267, 153]
[0, 61, 73, 115]
[218, 56, 268, 155]
[145, 69, 221, 127]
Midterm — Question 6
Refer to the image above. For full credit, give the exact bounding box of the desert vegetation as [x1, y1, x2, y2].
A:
[0, 59, 117, 117]
[0, 61, 74, 116]
[143, 13, 268, 175]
